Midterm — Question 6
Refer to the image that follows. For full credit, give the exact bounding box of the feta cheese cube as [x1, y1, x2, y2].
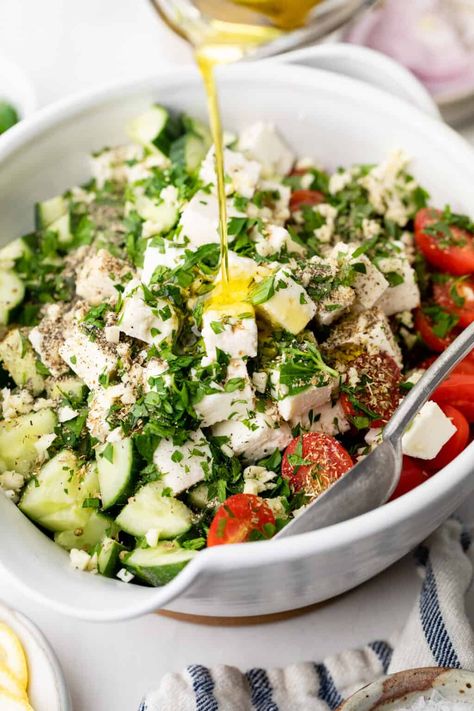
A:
[59, 321, 119, 390]
[104, 325, 120, 344]
[87, 384, 124, 441]
[70, 548, 92, 571]
[179, 191, 243, 248]
[331, 242, 389, 310]
[141, 359, 171, 392]
[118, 282, 178, 346]
[255, 224, 306, 258]
[358, 149, 413, 226]
[202, 309, 258, 360]
[58, 405, 79, 423]
[315, 285, 355, 327]
[402, 401, 456, 460]
[243, 466, 276, 495]
[76, 249, 132, 306]
[323, 307, 403, 368]
[252, 371, 268, 394]
[145, 528, 160, 548]
[277, 382, 333, 422]
[153, 428, 213, 495]
[194, 359, 255, 427]
[116, 568, 135, 583]
[213, 407, 292, 462]
[252, 180, 291, 225]
[141, 241, 186, 284]
[29, 303, 71, 377]
[216, 251, 260, 283]
[91, 144, 144, 188]
[291, 399, 351, 437]
[257, 269, 316, 335]
[200, 147, 261, 198]
[238, 122, 294, 177]
[376, 255, 420, 316]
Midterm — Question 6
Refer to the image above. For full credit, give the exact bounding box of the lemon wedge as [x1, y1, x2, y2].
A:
[0, 624, 28, 689]
[0, 663, 27, 699]
[0, 689, 33, 710]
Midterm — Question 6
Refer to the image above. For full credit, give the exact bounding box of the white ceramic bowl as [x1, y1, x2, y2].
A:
[0, 62, 474, 622]
[0, 602, 71, 710]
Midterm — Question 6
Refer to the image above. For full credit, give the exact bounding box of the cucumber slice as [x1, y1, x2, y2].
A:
[46, 375, 87, 402]
[34, 195, 68, 229]
[0, 239, 30, 269]
[115, 481, 192, 538]
[19, 452, 100, 532]
[96, 438, 136, 510]
[54, 511, 118, 552]
[0, 408, 56, 475]
[0, 271, 24, 326]
[183, 116, 211, 145]
[127, 105, 181, 155]
[49, 212, 72, 245]
[187, 482, 210, 510]
[170, 134, 208, 174]
[0, 329, 45, 394]
[98, 537, 126, 577]
[134, 194, 178, 236]
[124, 542, 197, 586]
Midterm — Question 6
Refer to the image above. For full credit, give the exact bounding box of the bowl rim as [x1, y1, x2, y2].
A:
[1, 61, 473, 621]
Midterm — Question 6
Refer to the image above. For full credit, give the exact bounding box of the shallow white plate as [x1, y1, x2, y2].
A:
[0, 602, 71, 710]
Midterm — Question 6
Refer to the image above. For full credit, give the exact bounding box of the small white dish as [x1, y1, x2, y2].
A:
[0, 55, 37, 121]
[0, 602, 71, 711]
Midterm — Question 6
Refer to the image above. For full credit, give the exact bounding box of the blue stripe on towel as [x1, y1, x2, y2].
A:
[245, 667, 279, 711]
[314, 663, 343, 710]
[188, 664, 219, 711]
[419, 560, 460, 668]
[368, 640, 393, 673]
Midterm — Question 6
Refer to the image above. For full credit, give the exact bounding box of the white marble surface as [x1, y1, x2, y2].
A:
[1, 2, 474, 709]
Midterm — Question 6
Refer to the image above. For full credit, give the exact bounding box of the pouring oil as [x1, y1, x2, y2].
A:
[193, 0, 322, 287]
[156, 0, 321, 297]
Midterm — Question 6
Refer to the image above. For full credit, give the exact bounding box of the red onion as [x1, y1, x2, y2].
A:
[345, 0, 474, 97]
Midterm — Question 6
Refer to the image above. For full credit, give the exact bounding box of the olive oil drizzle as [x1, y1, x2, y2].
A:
[190, 1, 322, 285]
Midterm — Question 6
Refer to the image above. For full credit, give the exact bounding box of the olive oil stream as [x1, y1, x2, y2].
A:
[188, 0, 322, 293]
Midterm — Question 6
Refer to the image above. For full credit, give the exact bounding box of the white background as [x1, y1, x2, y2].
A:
[1, 1, 474, 709]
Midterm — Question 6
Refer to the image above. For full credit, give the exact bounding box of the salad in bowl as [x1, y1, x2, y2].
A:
[0, 104, 472, 588]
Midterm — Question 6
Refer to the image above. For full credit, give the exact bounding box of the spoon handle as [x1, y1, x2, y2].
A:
[383, 321, 474, 444]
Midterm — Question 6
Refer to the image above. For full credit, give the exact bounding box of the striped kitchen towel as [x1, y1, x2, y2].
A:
[140, 519, 474, 711]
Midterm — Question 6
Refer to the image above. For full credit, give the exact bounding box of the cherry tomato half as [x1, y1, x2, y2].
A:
[289, 189, 324, 211]
[414, 208, 474, 275]
[207, 494, 276, 547]
[430, 374, 474, 422]
[340, 352, 402, 427]
[414, 308, 458, 353]
[425, 404, 469, 473]
[282, 433, 353, 499]
[389, 456, 431, 501]
[433, 278, 474, 328]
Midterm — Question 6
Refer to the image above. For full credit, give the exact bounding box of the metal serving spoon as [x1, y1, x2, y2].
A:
[276, 321, 474, 539]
